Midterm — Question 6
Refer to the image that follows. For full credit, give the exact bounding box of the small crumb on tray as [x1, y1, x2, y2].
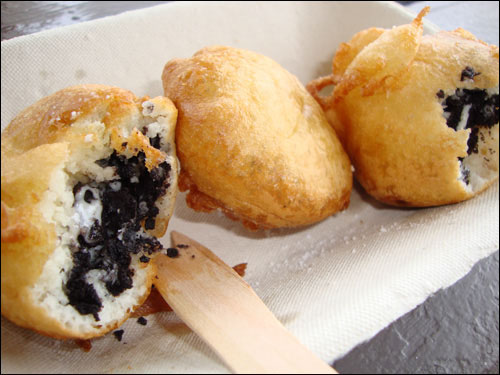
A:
[166, 247, 179, 258]
[75, 339, 92, 352]
[113, 330, 124, 342]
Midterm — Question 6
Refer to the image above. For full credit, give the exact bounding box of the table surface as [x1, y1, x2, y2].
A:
[1, 1, 498, 374]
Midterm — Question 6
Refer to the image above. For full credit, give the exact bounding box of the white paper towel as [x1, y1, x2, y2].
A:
[1, 2, 498, 373]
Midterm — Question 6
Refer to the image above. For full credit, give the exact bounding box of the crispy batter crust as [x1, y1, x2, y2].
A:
[1, 85, 177, 339]
[308, 8, 499, 206]
[163, 46, 352, 229]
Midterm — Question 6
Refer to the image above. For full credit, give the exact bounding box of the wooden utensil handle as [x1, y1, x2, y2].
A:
[154, 231, 337, 374]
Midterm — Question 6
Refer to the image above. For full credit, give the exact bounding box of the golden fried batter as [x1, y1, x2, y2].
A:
[308, 8, 499, 207]
[1, 85, 178, 339]
[163, 46, 352, 229]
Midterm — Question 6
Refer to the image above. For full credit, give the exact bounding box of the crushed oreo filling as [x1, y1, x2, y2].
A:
[65, 142, 171, 320]
[438, 72, 499, 185]
[458, 157, 471, 185]
[113, 329, 124, 342]
[441, 88, 498, 135]
[439, 86, 498, 151]
[166, 247, 179, 258]
[460, 66, 481, 81]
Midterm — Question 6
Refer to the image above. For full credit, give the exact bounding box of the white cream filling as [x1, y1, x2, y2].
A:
[458, 85, 499, 192]
[72, 185, 102, 230]
[28, 112, 176, 334]
[141, 100, 155, 116]
[461, 125, 499, 191]
[145, 121, 164, 139]
[456, 104, 471, 131]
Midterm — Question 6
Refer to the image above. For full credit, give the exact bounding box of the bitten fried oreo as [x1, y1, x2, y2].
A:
[162, 46, 352, 229]
[1, 85, 178, 339]
[308, 8, 499, 206]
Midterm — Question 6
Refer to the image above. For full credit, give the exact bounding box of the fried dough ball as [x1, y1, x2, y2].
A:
[163, 46, 352, 229]
[308, 7, 499, 206]
[1, 85, 178, 339]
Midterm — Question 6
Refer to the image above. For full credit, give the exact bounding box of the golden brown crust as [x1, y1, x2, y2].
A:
[3, 85, 135, 154]
[331, 27, 386, 82]
[1, 85, 177, 339]
[163, 46, 352, 229]
[308, 9, 499, 207]
[5, 271, 156, 341]
[334, 7, 429, 101]
[1, 143, 70, 338]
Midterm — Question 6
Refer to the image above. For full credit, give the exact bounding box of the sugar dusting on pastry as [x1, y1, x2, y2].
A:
[438, 79, 499, 191]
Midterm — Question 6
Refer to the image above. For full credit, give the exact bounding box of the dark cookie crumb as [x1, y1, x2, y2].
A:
[459, 157, 471, 185]
[191, 255, 195, 259]
[150, 135, 162, 149]
[145, 217, 156, 230]
[75, 339, 92, 352]
[467, 127, 480, 154]
[113, 330, 124, 342]
[73, 181, 84, 195]
[83, 189, 95, 203]
[436, 90, 445, 99]
[439, 87, 499, 155]
[66, 142, 172, 320]
[441, 88, 498, 131]
[177, 244, 189, 248]
[166, 248, 179, 258]
[460, 66, 481, 81]
[137, 317, 148, 326]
